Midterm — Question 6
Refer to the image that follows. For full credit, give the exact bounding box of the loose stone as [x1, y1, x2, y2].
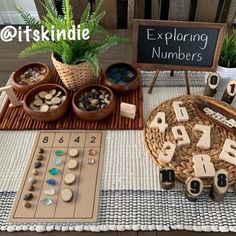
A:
[28, 177, 37, 184]
[36, 154, 44, 161]
[31, 169, 38, 176]
[23, 193, 33, 201]
[34, 161, 42, 169]
[23, 201, 31, 208]
[88, 149, 96, 156]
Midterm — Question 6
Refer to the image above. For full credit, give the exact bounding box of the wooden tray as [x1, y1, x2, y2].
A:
[144, 95, 236, 188]
[10, 131, 105, 223]
[0, 70, 143, 130]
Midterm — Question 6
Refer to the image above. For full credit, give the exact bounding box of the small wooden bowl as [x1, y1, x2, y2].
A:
[103, 63, 140, 93]
[72, 84, 116, 121]
[23, 84, 70, 122]
[12, 63, 52, 94]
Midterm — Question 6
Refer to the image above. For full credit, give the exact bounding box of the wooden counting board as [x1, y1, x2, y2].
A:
[10, 131, 105, 222]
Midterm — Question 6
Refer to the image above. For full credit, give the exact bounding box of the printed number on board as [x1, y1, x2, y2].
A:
[149, 112, 168, 133]
[219, 139, 236, 165]
[172, 126, 190, 146]
[193, 154, 215, 178]
[38, 133, 54, 147]
[194, 124, 211, 149]
[90, 136, 96, 144]
[172, 101, 189, 122]
[69, 133, 86, 147]
[159, 141, 176, 163]
[53, 133, 70, 147]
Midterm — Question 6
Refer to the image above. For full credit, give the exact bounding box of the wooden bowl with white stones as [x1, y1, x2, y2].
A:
[23, 84, 70, 122]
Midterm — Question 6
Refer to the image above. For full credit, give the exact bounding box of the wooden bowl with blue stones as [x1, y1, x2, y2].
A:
[102, 62, 140, 93]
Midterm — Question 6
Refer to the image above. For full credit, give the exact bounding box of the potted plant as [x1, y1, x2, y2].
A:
[217, 29, 236, 80]
[16, 0, 129, 91]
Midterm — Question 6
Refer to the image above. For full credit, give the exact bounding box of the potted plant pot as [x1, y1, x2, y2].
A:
[217, 29, 236, 80]
[51, 54, 94, 91]
[12, 63, 52, 94]
[103, 63, 140, 93]
[217, 66, 236, 80]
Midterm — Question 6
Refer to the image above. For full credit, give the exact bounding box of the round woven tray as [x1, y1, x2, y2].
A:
[144, 95, 236, 188]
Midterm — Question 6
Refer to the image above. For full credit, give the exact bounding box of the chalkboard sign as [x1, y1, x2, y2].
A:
[133, 20, 226, 71]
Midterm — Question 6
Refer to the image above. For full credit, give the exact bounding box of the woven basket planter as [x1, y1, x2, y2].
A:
[51, 54, 95, 91]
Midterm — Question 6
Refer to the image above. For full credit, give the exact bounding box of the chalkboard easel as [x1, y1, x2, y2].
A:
[133, 20, 226, 94]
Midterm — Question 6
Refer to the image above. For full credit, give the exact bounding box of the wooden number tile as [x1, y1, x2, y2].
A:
[172, 101, 189, 122]
[210, 169, 228, 202]
[172, 126, 190, 146]
[120, 102, 137, 119]
[185, 177, 203, 201]
[159, 167, 175, 190]
[221, 80, 236, 104]
[194, 124, 211, 149]
[203, 72, 220, 97]
[149, 112, 168, 133]
[193, 154, 215, 178]
[219, 139, 236, 165]
[0, 85, 22, 108]
[159, 141, 176, 163]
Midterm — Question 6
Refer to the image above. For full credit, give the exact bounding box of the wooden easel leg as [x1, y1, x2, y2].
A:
[184, 71, 190, 95]
[148, 70, 160, 94]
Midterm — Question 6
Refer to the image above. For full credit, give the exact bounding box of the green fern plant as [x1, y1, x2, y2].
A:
[16, 0, 130, 76]
[219, 29, 236, 68]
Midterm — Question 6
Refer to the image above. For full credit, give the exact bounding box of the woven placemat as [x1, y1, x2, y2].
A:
[0, 70, 143, 130]
[144, 95, 236, 188]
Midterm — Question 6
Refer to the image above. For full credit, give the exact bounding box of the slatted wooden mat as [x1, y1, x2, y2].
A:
[0, 70, 143, 130]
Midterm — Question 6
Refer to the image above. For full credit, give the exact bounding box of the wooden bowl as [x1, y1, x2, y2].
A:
[23, 84, 70, 122]
[72, 84, 116, 121]
[12, 63, 52, 94]
[103, 63, 140, 93]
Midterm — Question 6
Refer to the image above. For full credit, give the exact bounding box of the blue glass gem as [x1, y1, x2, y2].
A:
[46, 179, 56, 186]
[52, 156, 61, 166]
[48, 168, 60, 176]
[41, 198, 53, 206]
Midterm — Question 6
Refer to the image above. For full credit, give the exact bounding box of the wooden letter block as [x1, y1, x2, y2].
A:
[120, 102, 136, 119]
[194, 124, 211, 149]
[185, 177, 203, 201]
[172, 101, 189, 122]
[210, 169, 228, 202]
[159, 141, 176, 163]
[0, 85, 22, 108]
[149, 112, 168, 133]
[159, 167, 175, 190]
[219, 139, 236, 165]
[172, 126, 190, 146]
[193, 154, 215, 178]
